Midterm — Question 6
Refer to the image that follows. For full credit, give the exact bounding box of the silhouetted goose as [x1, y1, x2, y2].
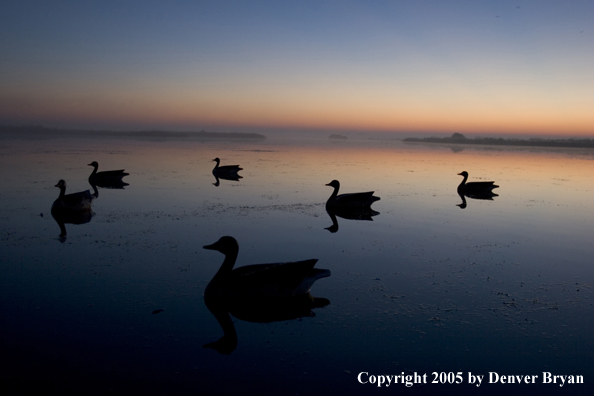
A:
[203, 236, 330, 354]
[52, 180, 94, 212]
[88, 161, 129, 188]
[325, 180, 380, 209]
[203, 236, 330, 302]
[212, 158, 243, 178]
[457, 171, 499, 194]
[51, 179, 94, 241]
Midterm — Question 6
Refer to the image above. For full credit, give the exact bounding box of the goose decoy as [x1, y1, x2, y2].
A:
[457, 171, 499, 194]
[51, 179, 94, 212]
[51, 179, 94, 241]
[203, 236, 330, 354]
[325, 180, 380, 210]
[212, 158, 242, 178]
[88, 161, 129, 188]
[203, 236, 330, 302]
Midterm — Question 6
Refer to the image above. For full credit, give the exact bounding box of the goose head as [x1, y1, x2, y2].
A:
[204, 236, 239, 256]
[88, 161, 99, 169]
[212, 158, 221, 165]
[457, 171, 469, 178]
[55, 179, 66, 189]
[325, 180, 340, 189]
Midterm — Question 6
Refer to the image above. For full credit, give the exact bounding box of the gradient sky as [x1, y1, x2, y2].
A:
[1, 0, 593, 136]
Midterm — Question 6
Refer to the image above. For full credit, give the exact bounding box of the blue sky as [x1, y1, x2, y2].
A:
[1, 1, 593, 135]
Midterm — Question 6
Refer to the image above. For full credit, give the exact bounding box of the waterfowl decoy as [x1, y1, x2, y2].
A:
[51, 179, 94, 241]
[203, 236, 330, 354]
[88, 161, 129, 188]
[212, 158, 242, 178]
[203, 236, 330, 302]
[325, 180, 380, 210]
[457, 171, 499, 194]
[52, 179, 94, 212]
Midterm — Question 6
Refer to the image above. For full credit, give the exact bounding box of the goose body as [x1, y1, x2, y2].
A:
[203, 236, 330, 354]
[203, 236, 330, 302]
[457, 171, 499, 194]
[88, 161, 129, 187]
[212, 158, 242, 177]
[325, 180, 380, 209]
[51, 179, 94, 212]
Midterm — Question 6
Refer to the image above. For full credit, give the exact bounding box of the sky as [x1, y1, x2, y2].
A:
[1, 0, 593, 137]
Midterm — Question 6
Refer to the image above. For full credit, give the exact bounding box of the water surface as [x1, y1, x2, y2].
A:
[1, 134, 593, 395]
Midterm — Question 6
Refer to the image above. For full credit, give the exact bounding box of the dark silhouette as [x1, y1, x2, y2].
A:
[325, 180, 380, 210]
[51, 180, 94, 241]
[211, 158, 242, 186]
[52, 179, 94, 211]
[325, 206, 379, 233]
[203, 292, 329, 354]
[88, 161, 129, 188]
[211, 174, 242, 187]
[456, 171, 499, 209]
[0, 124, 265, 140]
[404, 133, 594, 149]
[457, 171, 499, 195]
[456, 191, 498, 209]
[202, 236, 330, 354]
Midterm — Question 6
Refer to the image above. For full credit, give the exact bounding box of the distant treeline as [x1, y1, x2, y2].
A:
[404, 133, 594, 149]
[0, 125, 266, 140]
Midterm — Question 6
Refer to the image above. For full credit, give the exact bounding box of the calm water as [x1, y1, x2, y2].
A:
[1, 134, 593, 395]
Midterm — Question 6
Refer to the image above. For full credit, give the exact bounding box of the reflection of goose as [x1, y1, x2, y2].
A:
[88, 161, 129, 188]
[203, 236, 330, 354]
[456, 190, 498, 209]
[457, 171, 498, 194]
[325, 180, 380, 209]
[203, 292, 329, 354]
[51, 180, 94, 241]
[325, 207, 379, 233]
[51, 208, 93, 242]
[211, 173, 242, 187]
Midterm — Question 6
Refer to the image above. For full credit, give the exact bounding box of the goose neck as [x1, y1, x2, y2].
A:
[212, 249, 238, 280]
[329, 185, 339, 200]
[458, 173, 468, 188]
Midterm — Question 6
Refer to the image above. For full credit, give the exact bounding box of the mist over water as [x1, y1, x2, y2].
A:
[1, 132, 593, 395]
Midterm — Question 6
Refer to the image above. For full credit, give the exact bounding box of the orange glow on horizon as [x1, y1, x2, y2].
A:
[2, 86, 593, 137]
